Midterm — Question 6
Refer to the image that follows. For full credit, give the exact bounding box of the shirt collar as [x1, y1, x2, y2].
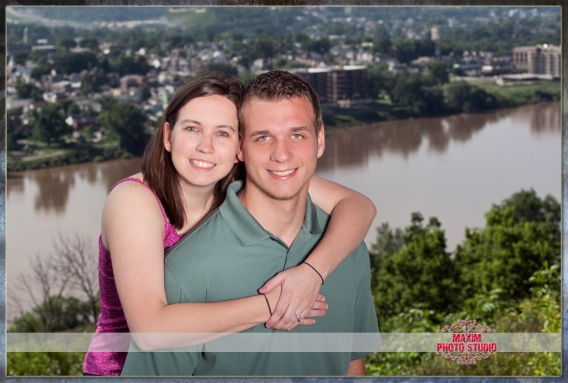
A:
[219, 180, 322, 247]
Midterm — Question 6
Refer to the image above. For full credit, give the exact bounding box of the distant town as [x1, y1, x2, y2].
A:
[6, 6, 561, 171]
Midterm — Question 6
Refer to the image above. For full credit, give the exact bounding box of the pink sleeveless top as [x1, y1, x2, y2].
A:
[83, 177, 184, 376]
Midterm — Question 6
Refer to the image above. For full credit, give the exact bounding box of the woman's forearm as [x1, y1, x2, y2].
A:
[303, 197, 375, 279]
[131, 294, 271, 351]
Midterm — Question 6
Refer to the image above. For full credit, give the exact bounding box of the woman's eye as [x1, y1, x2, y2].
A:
[217, 131, 230, 137]
[185, 126, 198, 132]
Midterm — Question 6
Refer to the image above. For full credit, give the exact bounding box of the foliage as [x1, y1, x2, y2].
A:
[389, 71, 446, 117]
[7, 107, 30, 150]
[366, 189, 560, 376]
[7, 352, 86, 376]
[426, 61, 450, 85]
[13, 51, 30, 65]
[80, 69, 109, 95]
[31, 103, 72, 146]
[53, 51, 99, 75]
[56, 36, 76, 50]
[110, 54, 150, 76]
[15, 82, 41, 100]
[97, 102, 150, 156]
[455, 189, 560, 306]
[9, 296, 93, 333]
[372, 213, 458, 331]
[80, 37, 100, 50]
[445, 81, 497, 113]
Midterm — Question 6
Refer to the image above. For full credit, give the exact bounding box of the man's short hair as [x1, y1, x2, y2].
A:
[239, 70, 323, 134]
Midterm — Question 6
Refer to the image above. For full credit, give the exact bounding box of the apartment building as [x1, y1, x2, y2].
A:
[292, 65, 368, 105]
[512, 44, 561, 77]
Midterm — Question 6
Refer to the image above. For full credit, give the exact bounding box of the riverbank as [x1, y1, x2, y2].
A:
[7, 80, 560, 172]
[323, 79, 560, 130]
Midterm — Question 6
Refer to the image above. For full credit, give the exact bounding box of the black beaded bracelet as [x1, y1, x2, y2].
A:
[261, 293, 273, 316]
[302, 261, 324, 285]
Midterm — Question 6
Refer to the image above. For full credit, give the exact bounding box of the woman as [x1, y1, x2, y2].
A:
[83, 75, 376, 376]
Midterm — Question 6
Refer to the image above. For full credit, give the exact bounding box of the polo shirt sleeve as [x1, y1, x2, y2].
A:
[350, 243, 381, 361]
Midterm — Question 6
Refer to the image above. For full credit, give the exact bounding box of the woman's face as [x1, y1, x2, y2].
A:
[164, 95, 239, 191]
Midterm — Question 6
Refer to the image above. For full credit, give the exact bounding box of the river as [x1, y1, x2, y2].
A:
[6, 101, 561, 320]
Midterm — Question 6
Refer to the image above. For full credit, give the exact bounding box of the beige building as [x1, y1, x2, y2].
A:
[512, 44, 561, 77]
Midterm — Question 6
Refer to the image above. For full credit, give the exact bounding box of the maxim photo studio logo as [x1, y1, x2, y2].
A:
[436, 319, 497, 365]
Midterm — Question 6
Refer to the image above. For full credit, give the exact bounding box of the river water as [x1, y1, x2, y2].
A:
[6, 101, 561, 319]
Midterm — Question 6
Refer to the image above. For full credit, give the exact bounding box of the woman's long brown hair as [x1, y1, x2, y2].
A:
[141, 75, 244, 230]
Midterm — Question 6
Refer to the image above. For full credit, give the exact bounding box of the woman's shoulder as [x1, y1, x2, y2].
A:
[105, 173, 160, 213]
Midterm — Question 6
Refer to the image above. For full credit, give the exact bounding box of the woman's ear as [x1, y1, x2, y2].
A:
[163, 122, 172, 152]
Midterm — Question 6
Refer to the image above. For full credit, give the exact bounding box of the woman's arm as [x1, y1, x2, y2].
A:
[260, 176, 376, 330]
[104, 181, 326, 350]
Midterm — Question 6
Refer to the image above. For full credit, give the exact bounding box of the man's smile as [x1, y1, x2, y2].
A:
[269, 168, 298, 177]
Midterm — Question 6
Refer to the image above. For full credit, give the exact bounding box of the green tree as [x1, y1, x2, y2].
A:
[426, 61, 450, 85]
[9, 296, 93, 333]
[56, 36, 76, 50]
[97, 95, 119, 113]
[80, 37, 99, 50]
[30, 63, 52, 80]
[374, 38, 392, 55]
[7, 107, 29, 150]
[306, 37, 331, 55]
[367, 64, 395, 99]
[111, 55, 150, 76]
[13, 51, 30, 65]
[372, 213, 458, 331]
[97, 102, 149, 156]
[445, 81, 497, 113]
[31, 104, 72, 146]
[16, 83, 42, 101]
[139, 84, 152, 102]
[80, 69, 108, 95]
[390, 71, 446, 116]
[7, 352, 85, 376]
[455, 190, 560, 307]
[53, 51, 99, 75]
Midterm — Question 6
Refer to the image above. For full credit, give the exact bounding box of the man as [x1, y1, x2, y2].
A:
[122, 70, 379, 376]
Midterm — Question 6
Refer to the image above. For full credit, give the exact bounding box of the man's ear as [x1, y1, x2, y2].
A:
[236, 138, 244, 162]
[316, 125, 325, 159]
[163, 122, 171, 152]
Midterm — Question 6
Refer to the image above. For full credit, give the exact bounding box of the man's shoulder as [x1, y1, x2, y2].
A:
[313, 203, 367, 254]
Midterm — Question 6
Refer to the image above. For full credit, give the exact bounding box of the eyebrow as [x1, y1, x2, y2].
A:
[179, 119, 236, 132]
[249, 126, 311, 136]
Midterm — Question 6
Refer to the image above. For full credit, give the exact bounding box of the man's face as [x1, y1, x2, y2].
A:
[238, 97, 325, 201]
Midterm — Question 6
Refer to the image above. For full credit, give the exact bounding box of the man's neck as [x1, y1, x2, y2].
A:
[237, 184, 308, 248]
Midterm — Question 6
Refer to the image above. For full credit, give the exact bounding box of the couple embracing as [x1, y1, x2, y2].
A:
[84, 70, 380, 377]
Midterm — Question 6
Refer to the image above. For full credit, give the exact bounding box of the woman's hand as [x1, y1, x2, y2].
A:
[259, 263, 328, 331]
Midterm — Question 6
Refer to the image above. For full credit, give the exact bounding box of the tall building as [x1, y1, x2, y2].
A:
[512, 44, 561, 77]
[292, 65, 369, 105]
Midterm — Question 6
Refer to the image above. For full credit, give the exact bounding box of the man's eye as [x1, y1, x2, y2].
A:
[292, 134, 303, 139]
[257, 136, 269, 141]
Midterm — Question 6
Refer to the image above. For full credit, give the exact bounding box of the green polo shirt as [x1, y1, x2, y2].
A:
[121, 180, 379, 377]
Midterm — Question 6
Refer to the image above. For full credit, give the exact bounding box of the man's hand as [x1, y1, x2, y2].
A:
[259, 263, 328, 331]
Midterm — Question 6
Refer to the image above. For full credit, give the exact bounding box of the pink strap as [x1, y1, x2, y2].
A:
[111, 177, 168, 225]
